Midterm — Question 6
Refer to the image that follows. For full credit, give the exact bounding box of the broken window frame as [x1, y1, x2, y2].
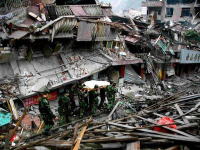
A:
[167, 0, 195, 4]
[148, 7, 162, 16]
[166, 8, 174, 17]
[181, 8, 191, 17]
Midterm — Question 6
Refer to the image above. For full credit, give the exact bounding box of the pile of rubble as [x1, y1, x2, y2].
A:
[1, 92, 199, 150]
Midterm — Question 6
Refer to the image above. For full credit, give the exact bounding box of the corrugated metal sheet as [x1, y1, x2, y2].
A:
[124, 65, 144, 84]
[69, 6, 87, 16]
[55, 5, 73, 16]
[51, 18, 77, 41]
[5, 0, 23, 11]
[83, 5, 103, 16]
[47, 5, 106, 19]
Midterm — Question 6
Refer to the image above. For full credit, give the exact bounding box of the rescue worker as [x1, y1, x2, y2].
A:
[58, 90, 71, 125]
[69, 84, 76, 112]
[39, 90, 58, 135]
[78, 86, 88, 118]
[83, 84, 89, 109]
[91, 85, 99, 114]
[88, 89, 93, 111]
[99, 86, 106, 109]
[106, 80, 114, 110]
[111, 82, 118, 105]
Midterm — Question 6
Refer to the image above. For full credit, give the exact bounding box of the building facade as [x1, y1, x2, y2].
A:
[141, 0, 200, 23]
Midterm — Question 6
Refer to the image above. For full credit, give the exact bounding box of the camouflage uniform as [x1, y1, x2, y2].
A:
[111, 83, 118, 106]
[89, 90, 93, 111]
[91, 85, 99, 114]
[69, 86, 76, 111]
[78, 89, 88, 118]
[58, 93, 71, 125]
[39, 97, 56, 135]
[106, 85, 113, 110]
[84, 90, 89, 108]
[99, 88, 105, 109]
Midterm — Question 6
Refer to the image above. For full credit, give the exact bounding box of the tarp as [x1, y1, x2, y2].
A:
[0, 108, 12, 127]
[83, 80, 110, 89]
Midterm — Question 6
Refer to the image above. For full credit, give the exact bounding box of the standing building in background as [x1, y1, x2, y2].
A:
[141, 0, 200, 23]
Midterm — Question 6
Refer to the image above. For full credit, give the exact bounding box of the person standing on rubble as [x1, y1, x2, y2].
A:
[106, 80, 114, 111]
[58, 90, 71, 125]
[91, 85, 99, 114]
[69, 84, 76, 113]
[78, 86, 88, 118]
[83, 84, 89, 110]
[39, 90, 58, 135]
[99, 86, 106, 109]
[111, 82, 118, 106]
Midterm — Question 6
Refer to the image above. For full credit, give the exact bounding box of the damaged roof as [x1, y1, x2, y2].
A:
[46, 4, 113, 19]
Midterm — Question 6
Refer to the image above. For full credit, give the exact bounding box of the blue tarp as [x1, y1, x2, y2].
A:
[0, 108, 12, 127]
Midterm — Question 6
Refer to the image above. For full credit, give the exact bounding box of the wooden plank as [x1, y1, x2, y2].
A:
[71, 123, 79, 150]
[4, 133, 10, 150]
[9, 108, 29, 140]
[174, 104, 190, 124]
[37, 121, 44, 134]
[174, 101, 200, 120]
[108, 122, 136, 129]
[73, 117, 92, 150]
[125, 132, 200, 143]
[177, 123, 198, 130]
[134, 115, 198, 139]
[60, 117, 92, 140]
[15, 131, 61, 150]
[131, 117, 140, 127]
[143, 110, 185, 124]
[107, 101, 120, 121]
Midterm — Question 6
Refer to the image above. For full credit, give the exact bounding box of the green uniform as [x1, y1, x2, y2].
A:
[91, 90, 99, 114]
[39, 97, 56, 135]
[69, 87, 76, 110]
[78, 90, 88, 118]
[111, 86, 118, 105]
[58, 95, 71, 125]
[106, 85, 113, 110]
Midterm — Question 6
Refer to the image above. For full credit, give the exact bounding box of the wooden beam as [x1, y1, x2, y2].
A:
[177, 123, 198, 130]
[174, 104, 190, 124]
[73, 117, 92, 150]
[71, 123, 79, 150]
[9, 108, 29, 140]
[125, 132, 200, 143]
[134, 115, 198, 139]
[107, 101, 120, 121]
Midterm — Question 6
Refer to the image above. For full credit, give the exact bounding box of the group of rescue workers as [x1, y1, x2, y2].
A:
[38, 80, 117, 135]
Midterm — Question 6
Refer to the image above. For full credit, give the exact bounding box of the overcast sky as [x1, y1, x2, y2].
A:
[100, 0, 143, 13]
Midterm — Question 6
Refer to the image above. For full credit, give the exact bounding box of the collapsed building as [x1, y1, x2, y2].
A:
[0, 0, 200, 149]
